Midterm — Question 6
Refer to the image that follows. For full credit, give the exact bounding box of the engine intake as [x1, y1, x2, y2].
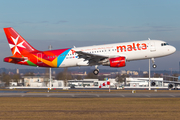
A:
[168, 84, 173, 89]
[151, 82, 156, 86]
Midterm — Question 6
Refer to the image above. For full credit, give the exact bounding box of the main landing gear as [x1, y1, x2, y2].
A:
[93, 65, 99, 75]
[151, 58, 157, 68]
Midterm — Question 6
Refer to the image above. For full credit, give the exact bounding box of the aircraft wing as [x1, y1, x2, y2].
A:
[138, 79, 180, 84]
[163, 80, 180, 84]
[138, 79, 163, 82]
[75, 51, 108, 65]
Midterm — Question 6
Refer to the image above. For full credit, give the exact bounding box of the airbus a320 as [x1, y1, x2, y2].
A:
[3, 27, 176, 75]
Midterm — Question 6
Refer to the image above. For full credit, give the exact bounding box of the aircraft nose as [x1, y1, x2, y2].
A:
[171, 46, 176, 53]
[169, 46, 176, 54]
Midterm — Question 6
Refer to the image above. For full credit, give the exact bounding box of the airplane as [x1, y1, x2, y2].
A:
[162, 75, 180, 90]
[135, 75, 180, 90]
[3, 27, 176, 75]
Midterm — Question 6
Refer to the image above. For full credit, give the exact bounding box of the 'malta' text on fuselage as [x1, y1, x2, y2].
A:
[117, 43, 147, 52]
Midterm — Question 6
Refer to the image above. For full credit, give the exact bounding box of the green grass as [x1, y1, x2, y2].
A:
[0, 97, 180, 120]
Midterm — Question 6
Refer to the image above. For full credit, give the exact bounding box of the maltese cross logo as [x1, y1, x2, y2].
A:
[9, 35, 25, 55]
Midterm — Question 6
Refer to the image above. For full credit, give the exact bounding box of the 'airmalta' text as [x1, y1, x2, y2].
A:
[117, 43, 147, 52]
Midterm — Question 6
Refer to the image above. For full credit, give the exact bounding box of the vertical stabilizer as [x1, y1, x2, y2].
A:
[4, 27, 37, 56]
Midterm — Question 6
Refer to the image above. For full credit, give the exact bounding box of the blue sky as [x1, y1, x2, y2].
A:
[0, 0, 180, 71]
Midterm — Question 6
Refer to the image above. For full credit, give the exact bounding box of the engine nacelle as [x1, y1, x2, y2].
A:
[102, 56, 126, 67]
[168, 84, 174, 89]
[151, 82, 156, 86]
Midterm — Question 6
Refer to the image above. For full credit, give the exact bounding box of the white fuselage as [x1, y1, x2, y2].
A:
[59, 40, 176, 67]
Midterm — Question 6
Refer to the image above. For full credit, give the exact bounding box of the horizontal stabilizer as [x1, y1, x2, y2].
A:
[4, 56, 27, 62]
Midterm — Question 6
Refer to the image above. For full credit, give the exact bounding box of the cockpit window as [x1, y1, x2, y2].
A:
[161, 43, 169, 46]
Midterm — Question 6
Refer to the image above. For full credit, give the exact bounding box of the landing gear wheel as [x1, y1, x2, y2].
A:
[174, 88, 178, 90]
[152, 64, 157, 68]
[93, 69, 99, 75]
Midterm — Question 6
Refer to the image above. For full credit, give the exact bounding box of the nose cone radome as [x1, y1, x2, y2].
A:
[171, 46, 176, 53]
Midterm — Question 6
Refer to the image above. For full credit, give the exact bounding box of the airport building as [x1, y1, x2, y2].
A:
[22, 75, 55, 87]
[22, 76, 64, 88]
[23, 76, 47, 87]
[47, 80, 64, 88]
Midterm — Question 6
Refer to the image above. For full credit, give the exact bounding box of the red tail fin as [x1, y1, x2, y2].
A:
[3, 27, 37, 56]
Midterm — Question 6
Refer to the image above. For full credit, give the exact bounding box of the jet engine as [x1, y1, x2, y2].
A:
[102, 56, 126, 67]
[151, 82, 156, 86]
[168, 84, 174, 89]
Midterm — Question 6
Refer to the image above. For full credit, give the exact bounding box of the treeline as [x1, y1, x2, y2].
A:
[1, 72, 21, 86]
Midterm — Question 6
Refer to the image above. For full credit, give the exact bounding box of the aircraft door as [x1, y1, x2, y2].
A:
[37, 53, 42, 63]
[150, 41, 156, 52]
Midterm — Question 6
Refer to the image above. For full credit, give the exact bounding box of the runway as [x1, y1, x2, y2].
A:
[0, 92, 180, 98]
